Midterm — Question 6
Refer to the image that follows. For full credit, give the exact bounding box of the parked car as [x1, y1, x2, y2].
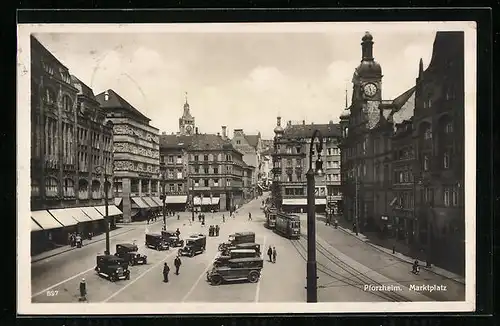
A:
[218, 232, 256, 251]
[214, 248, 260, 267]
[145, 233, 169, 251]
[206, 257, 264, 285]
[95, 255, 130, 282]
[178, 234, 207, 257]
[161, 230, 184, 247]
[114, 243, 147, 265]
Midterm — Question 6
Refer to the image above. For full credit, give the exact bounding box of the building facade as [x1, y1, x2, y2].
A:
[231, 129, 261, 197]
[95, 90, 161, 223]
[271, 118, 342, 214]
[30, 36, 116, 254]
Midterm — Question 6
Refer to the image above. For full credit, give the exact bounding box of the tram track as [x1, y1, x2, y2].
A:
[290, 235, 412, 302]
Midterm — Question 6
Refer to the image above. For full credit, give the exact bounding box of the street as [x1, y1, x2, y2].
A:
[31, 195, 464, 303]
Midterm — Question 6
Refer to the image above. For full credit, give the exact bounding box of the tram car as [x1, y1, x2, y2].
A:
[274, 213, 301, 239]
[265, 208, 278, 229]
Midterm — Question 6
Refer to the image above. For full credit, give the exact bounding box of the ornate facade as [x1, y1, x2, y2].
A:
[96, 89, 160, 223]
[231, 129, 261, 197]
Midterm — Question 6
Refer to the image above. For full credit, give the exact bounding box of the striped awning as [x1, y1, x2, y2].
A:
[114, 197, 123, 206]
[31, 218, 43, 232]
[194, 197, 220, 205]
[282, 198, 327, 206]
[80, 206, 104, 221]
[94, 205, 123, 217]
[31, 210, 63, 230]
[152, 197, 163, 206]
[48, 209, 79, 227]
[143, 197, 159, 208]
[131, 197, 150, 209]
[166, 195, 188, 204]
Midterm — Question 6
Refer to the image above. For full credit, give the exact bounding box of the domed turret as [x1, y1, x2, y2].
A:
[340, 108, 350, 119]
[357, 31, 382, 78]
[273, 116, 284, 135]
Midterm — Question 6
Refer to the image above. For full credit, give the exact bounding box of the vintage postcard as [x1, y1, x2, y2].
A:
[17, 21, 476, 315]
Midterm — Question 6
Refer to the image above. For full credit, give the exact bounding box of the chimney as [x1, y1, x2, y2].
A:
[195, 127, 199, 135]
[222, 126, 227, 138]
[302, 120, 305, 125]
[329, 120, 333, 124]
[217, 132, 220, 137]
[104, 90, 109, 101]
[288, 120, 291, 127]
[162, 132, 166, 135]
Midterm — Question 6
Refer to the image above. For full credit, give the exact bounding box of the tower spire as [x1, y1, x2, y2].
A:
[418, 58, 424, 78]
[345, 88, 348, 108]
[184, 91, 188, 104]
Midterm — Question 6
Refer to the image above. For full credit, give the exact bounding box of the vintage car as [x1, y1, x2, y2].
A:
[114, 243, 148, 265]
[221, 242, 261, 256]
[218, 231, 256, 251]
[145, 233, 170, 251]
[178, 234, 207, 257]
[161, 230, 185, 247]
[206, 257, 264, 285]
[214, 248, 261, 267]
[95, 255, 131, 282]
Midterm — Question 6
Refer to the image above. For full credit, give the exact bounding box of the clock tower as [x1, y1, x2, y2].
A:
[179, 92, 196, 135]
[351, 32, 383, 129]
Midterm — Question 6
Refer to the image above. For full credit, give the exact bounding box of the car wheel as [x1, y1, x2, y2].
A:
[210, 275, 222, 286]
[125, 273, 130, 280]
[189, 252, 194, 257]
[248, 271, 260, 283]
[110, 275, 116, 282]
[130, 260, 135, 266]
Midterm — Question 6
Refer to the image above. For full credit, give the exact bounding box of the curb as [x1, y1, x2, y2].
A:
[333, 224, 465, 285]
[31, 228, 137, 264]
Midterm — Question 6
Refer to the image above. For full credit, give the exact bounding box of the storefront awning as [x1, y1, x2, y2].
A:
[48, 209, 79, 227]
[193, 197, 220, 205]
[31, 210, 63, 230]
[143, 197, 159, 208]
[282, 198, 327, 206]
[65, 207, 93, 223]
[94, 205, 123, 217]
[31, 218, 44, 232]
[114, 197, 123, 206]
[166, 195, 188, 204]
[152, 197, 163, 206]
[131, 197, 150, 209]
[80, 207, 104, 221]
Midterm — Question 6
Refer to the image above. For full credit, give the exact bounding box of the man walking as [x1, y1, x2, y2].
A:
[174, 256, 182, 275]
[222, 214, 225, 223]
[272, 247, 277, 263]
[267, 245, 273, 262]
[163, 262, 170, 282]
[79, 278, 87, 302]
[248, 212, 252, 221]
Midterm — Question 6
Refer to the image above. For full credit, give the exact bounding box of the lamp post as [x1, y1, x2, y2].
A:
[95, 165, 110, 255]
[159, 162, 166, 229]
[306, 129, 324, 303]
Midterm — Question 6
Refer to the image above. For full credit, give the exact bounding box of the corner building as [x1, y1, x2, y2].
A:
[30, 36, 116, 255]
[95, 90, 161, 223]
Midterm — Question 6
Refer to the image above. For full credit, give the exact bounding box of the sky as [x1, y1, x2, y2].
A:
[33, 24, 438, 139]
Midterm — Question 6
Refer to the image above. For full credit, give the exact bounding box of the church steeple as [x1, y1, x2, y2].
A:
[179, 91, 195, 135]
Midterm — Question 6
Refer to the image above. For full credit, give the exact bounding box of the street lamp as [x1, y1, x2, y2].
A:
[159, 162, 167, 229]
[94, 165, 110, 255]
[306, 129, 324, 303]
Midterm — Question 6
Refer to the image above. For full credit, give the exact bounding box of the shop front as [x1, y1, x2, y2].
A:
[30, 210, 64, 255]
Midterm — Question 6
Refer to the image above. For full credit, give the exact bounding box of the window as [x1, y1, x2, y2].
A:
[452, 185, 459, 206]
[213, 179, 219, 187]
[327, 148, 332, 155]
[168, 169, 174, 178]
[194, 155, 199, 162]
[443, 187, 451, 207]
[168, 156, 174, 163]
[204, 155, 209, 161]
[333, 174, 340, 181]
[160, 155, 165, 163]
[296, 173, 302, 181]
[194, 167, 199, 173]
[320, 188, 325, 196]
[214, 167, 219, 174]
[169, 184, 175, 192]
[443, 150, 450, 169]
[194, 179, 199, 187]
[204, 179, 209, 187]
[62, 95, 73, 111]
[226, 179, 231, 187]
[176, 169, 183, 179]
[176, 155, 182, 164]
[236, 140, 241, 145]
[43, 88, 56, 104]
[204, 167, 209, 174]
[332, 148, 340, 155]
[424, 187, 434, 205]
[423, 155, 430, 171]
[45, 177, 58, 197]
[424, 128, 432, 140]
[445, 122, 454, 134]
[424, 98, 432, 108]
[296, 158, 302, 167]
[287, 173, 292, 182]
[332, 161, 340, 169]
[286, 147, 292, 154]
[63, 178, 74, 197]
[178, 184, 183, 192]
[296, 146, 301, 154]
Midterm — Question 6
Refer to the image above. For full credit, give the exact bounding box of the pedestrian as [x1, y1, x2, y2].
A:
[209, 225, 213, 237]
[272, 247, 277, 263]
[176, 228, 181, 238]
[79, 278, 87, 302]
[174, 256, 182, 275]
[222, 214, 225, 223]
[215, 225, 220, 237]
[267, 246, 273, 262]
[248, 212, 252, 221]
[147, 217, 150, 225]
[202, 215, 205, 226]
[163, 263, 170, 282]
[177, 214, 180, 220]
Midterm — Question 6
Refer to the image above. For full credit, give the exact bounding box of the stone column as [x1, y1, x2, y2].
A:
[122, 177, 132, 223]
[138, 179, 142, 197]
[148, 179, 152, 196]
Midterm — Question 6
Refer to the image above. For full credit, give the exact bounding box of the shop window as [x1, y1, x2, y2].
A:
[45, 177, 59, 197]
[63, 178, 75, 197]
[91, 180, 101, 199]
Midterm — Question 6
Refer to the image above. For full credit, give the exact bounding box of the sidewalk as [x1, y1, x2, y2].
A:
[317, 215, 465, 284]
[30, 223, 150, 264]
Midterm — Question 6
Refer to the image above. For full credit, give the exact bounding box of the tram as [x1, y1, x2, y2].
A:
[274, 213, 301, 239]
[265, 207, 278, 229]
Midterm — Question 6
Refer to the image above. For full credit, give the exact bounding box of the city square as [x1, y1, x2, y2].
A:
[20, 22, 471, 312]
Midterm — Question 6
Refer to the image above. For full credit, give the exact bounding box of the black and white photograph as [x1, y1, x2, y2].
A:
[17, 22, 476, 314]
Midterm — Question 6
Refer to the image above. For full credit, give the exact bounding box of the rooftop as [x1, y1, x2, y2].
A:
[160, 133, 241, 152]
[70, 75, 95, 99]
[95, 89, 150, 122]
[283, 122, 342, 139]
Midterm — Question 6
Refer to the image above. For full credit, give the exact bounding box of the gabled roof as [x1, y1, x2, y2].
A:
[95, 89, 150, 122]
[70, 75, 95, 99]
[190, 134, 236, 151]
[159, 134, 193, 148]
[391, 87, 416, 125]
[245, 135, 260, 148]
[283, 123, 342, 139]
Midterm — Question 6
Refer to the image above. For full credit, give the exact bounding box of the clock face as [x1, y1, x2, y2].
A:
[186, 125, 193, 133]
[363, 83, 377, 97]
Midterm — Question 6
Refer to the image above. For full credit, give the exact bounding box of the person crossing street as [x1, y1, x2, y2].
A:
[163, 263, 170, 282]
[174, 256, 182, 275]
[248, 212, 252, 221]
[272, 246, 277, 263]
[79, 278, 87, 302]
[267, 245, 273, 262]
